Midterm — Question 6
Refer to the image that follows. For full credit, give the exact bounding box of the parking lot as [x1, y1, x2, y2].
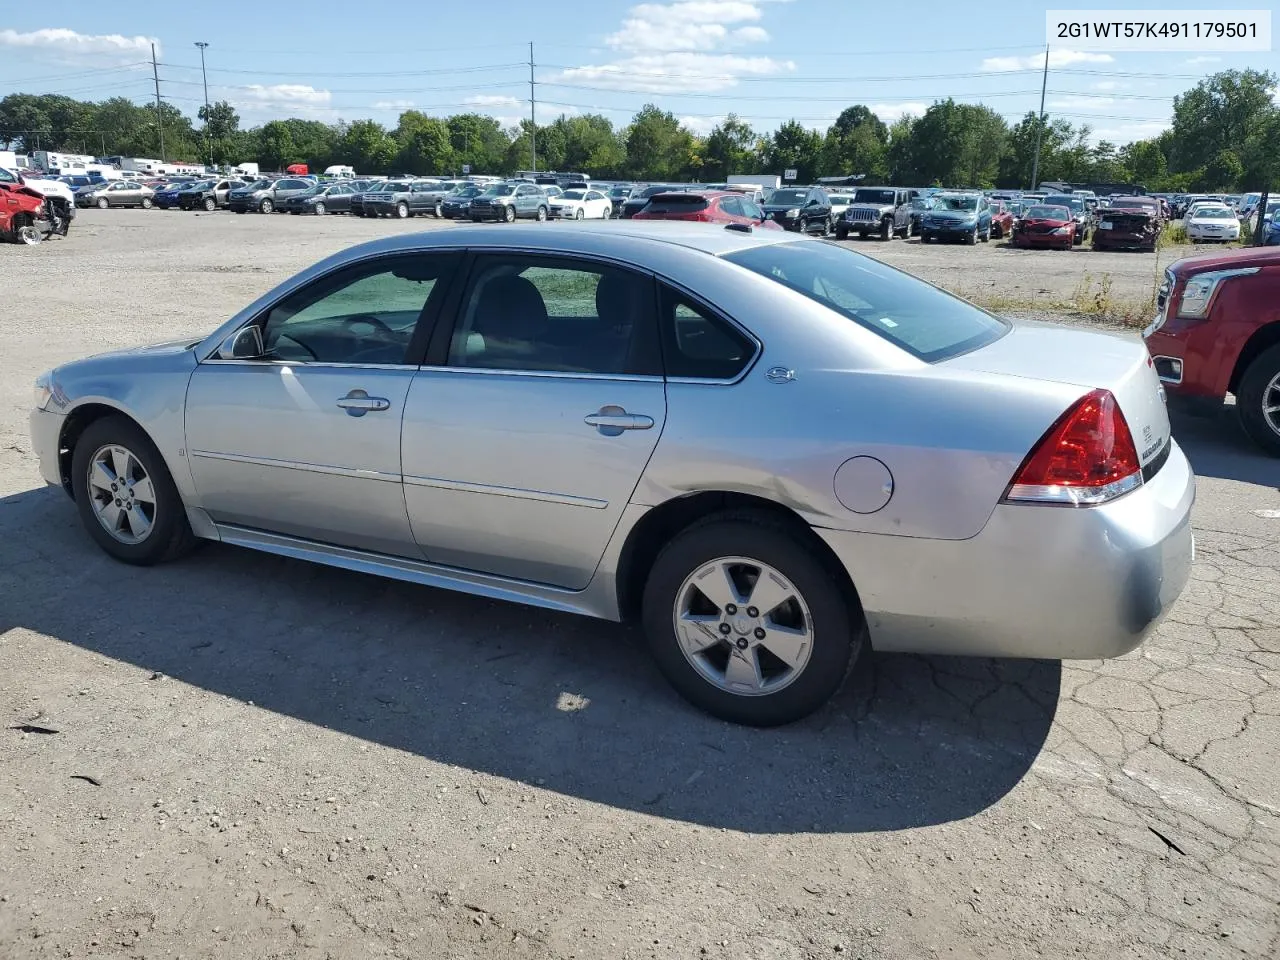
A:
[1, 210, 1278, 960]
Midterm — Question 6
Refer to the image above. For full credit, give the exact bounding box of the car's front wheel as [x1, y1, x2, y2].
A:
[70, 415, 197, 565]
[96, 197, 109, 210]
[260, 198, 274, 214]
[203, 197, 216, 212]
[1237, 344, 1280, 456]
[641, 513, 863, 726]
[880, 218, 893, 241]
[835, 223, 848, 240]
[503, 205, 516, 223]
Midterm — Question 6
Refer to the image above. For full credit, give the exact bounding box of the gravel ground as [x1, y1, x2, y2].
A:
[1, 210, 1278, 960]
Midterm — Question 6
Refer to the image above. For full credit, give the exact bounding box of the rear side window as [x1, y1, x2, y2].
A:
[724, 242, 1008, 363]
[659, 287, 755, 381]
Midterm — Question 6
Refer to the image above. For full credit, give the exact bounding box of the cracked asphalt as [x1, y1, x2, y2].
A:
[1, 211, 1278, 959]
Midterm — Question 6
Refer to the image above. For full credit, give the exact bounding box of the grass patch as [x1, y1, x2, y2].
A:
[955, 269, 1157, 328]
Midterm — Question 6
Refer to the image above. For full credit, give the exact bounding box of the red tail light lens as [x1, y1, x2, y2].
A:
[1004, 389, 1142, 506]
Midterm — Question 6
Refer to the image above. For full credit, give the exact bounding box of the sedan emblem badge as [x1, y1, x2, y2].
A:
[765, 366, 796, 384]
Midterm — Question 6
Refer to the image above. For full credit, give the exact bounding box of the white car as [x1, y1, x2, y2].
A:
[1185, 204, 1240, 243]
[2, 169, 75, 206]
[548, 188, 612, 220]
[828, 194, 856, 218]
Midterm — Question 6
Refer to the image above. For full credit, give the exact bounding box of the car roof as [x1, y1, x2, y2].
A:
[327, 221, 801, 263]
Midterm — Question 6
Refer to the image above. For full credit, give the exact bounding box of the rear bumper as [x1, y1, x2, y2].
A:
[816, 440, 1196, 660]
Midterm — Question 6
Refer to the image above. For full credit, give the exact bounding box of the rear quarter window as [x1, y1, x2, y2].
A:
[724, 242, 1009, 363]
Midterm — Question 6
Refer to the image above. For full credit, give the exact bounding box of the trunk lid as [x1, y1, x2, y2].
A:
[942, 322, 1170, 468]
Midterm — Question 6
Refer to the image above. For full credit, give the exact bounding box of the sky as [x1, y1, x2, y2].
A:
[1, 0, 1277, 146]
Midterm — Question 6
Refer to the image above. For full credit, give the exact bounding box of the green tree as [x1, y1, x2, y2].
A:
[1118, 138, 1168, 188]
[395, 111, 453, 174]
[198, 100, 243, 165]
[1169, 69, 1279, 185]
[896, 100, 1006, 188]
[763, 120, 823, 183]
[0, 94, 51, 151]
[1194, 149, 1244, 191]
[886, 116, 919, 183]
[702, 114, 759, 180]
[552, 114, 625, 177]
[337, 119, 397, 173]
[446, 113, 509, 174]
[821, 106, 888, 181]
[623, 105, 694, 180]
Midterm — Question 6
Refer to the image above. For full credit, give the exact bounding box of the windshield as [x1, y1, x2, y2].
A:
[852, 189, 896, 205]
[910, 198, 932, 210]
[1027, 205, 1070, 219]
[1195, 207, 1235, 219]
[610, 187, 631, 197]
[935, 195, 978, 212]
[770, 189, 808, 205]
[246, 180, 272, 190]
[452, 186, 483, 198]
[725, 242, 1008, 363]
[1044, 195, 1084, 213]
[186, 180, 213, 191]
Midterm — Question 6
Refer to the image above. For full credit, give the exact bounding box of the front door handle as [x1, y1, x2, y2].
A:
[585, 405, 654, 436]
[336, 389, 391, 417]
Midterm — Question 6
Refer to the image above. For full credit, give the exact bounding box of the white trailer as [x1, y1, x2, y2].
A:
[727, 174, 781, 190]
[31, 150, 96, 172]
[232, 162, 260, 178]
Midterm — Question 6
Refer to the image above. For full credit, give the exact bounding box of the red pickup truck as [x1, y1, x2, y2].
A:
[1144, 246, 1280, 455]
[0, 180, 52, 244]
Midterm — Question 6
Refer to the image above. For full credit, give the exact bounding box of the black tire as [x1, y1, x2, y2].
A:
[141, 197, 154, 210]
[503, 205, 516, 223]
[472, 215, 482, 223]
[1236, 344, 1280, 457]
[260, 198, 274, 214]
[880, 218, 893, 241]
[396, 202, 410, 219]
[203, 197, 216, 212]
[434, 201, 444, 218]
[70, 415, 198, 566]
[96, 197, 109, 210]
[641, 512, 863, 726]
[982, 223, 991, 242]
[921, 231, 931, 243]
[966, 226, 978, 245]
[821, 216, 832, 238]
[314, 201, 326, 216]
[835, 223, 848, 240]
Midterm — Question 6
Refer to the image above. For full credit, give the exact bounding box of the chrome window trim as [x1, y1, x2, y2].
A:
[199, 359, 420, 371]
[417, 365, 664, 383]
[189, 449, 400, 483]
[402, 474, 607, 509]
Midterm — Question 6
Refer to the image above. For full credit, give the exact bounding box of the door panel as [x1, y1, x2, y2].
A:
[185, 364, 418, 556]
[402, 372, 665, 588]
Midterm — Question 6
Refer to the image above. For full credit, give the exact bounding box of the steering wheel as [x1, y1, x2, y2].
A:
[341, 314, 394, 337]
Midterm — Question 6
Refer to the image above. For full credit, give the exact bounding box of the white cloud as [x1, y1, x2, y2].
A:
[982, 49, 1113, 71]
[464, 94, 522, 108]
[1049, 95, 1114, 108]
[679, 114, 724, 135]
[237, 84, 331, 106]
[1089, 120, 1167, 143]
[1093, 80, 1118, 91]
[0, 27, 158, 61]
[554, 52, 794, 93]
[868, 102, 927, 122]
[372, 99, 415, 110]
[1186, 55, 1221, 65]
[605, 1, 769, 53]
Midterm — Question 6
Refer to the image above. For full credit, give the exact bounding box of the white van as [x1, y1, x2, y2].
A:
[324, 165, 356, 179]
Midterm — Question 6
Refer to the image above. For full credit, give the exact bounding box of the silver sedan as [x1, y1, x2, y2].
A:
[29, 223, 1194, 725]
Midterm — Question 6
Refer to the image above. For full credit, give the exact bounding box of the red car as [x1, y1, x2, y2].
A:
[987, 200, 1015, 239]
[630, 191, 782, 229]
[1010, 204, 1076, 249]
[1144, 246, 1280, 455]
[0, 179, 53, 244]
[1093, 196, 1162, 252]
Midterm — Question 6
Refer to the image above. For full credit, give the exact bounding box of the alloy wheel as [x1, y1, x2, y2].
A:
[86, 444, 157, 545]
[672, 556, 814, 696]
[1263, 371, 1280, 438]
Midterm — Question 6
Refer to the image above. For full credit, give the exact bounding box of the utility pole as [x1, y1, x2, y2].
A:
[151, 42, 166, 162]
[528, 41, 537, 172]
[195, 42, 212, 168]
[1029, 43, 1049, 191]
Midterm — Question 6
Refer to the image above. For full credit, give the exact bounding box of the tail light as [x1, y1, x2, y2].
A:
[1003, 389, 1142, 506]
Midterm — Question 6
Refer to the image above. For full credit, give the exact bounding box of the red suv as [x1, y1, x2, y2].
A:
[631, 191, 782, 229]
[1144, 247, 1280, 454]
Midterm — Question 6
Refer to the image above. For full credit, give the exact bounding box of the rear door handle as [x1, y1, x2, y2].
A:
[336, 389, 391, 417]
[585, 406, 654, 436]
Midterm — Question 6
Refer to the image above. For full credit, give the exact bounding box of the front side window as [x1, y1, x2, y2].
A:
[256, 255, 457, 365]
[724, 241, 1008, 363]
[448, 257, 658, 375]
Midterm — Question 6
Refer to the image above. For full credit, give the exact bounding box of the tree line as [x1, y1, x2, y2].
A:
[1, 69, 1276, 191]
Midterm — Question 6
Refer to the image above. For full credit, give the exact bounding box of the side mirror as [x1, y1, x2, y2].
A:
[216, 326, 264, 360]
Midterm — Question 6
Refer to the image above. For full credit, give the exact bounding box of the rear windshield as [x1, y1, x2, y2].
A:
[725, 241, 1008, 363]
[644, 195, 710, 213]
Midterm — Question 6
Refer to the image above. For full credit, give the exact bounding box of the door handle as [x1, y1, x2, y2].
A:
[336, 389, 391, 417]
[584, 406, 654, 436]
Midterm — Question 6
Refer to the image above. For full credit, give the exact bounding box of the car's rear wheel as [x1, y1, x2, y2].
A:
[1237, 344, 1280, 457]
[141, 197, 154, 210]
[641, 514, 862, 726]
[70, 416, 197, 565]
[203, 197, 216, 212]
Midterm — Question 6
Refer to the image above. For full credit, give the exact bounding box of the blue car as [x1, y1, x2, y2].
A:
[919, 192, 994, 244]
[1265, 218, 1280, 246]
[152, 183, 187, 210]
